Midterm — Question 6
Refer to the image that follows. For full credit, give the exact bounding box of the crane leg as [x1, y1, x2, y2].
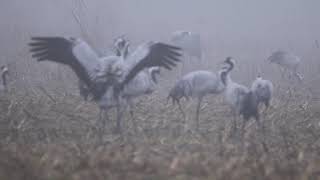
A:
[97, 109, 106, 129]
[231, 110, 238, 136]
[255, 115, 269, 153]
[279, 67, 286, 80]
[129, 104, 138, 132]
[97, 108, 109, 137]
[293, 67, 303, 83]
[177, 100, 186, 122]
[129, 109, 136, 129]
[262, 100, 270, 115]
[195, 97, 203, 131]
[115, 104, 124, 134]
[255, 114, 265, 134]
[240, 119, 248, 138]
[98, 109, 103, 125]
[126, 98, 137, 132]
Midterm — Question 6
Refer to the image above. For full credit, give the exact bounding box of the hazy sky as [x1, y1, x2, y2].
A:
[0, 0, 319, 88]
[1, 0, 319, 61]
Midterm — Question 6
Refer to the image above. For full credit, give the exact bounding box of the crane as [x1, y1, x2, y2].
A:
[0, 65, 9, 92]
[167, 68, 225, 130]
[220, 57, 261, 134]
[29, 36, 182, 133]
[268, 50, 303, 82]
[251, 75, 273, 111]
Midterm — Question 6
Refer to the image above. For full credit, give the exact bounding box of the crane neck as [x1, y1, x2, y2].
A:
[220, 58, 235, 86]
[116, 44, 130, 59]
[1, 71, 8, 87]
[220, 71, 233, 86]
[149, 68, 160, 84]
[225, 60, 234, 71]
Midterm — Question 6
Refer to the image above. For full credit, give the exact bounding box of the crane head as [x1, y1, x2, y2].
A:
[223, 57, 235, 71]
[149, 67, 161, 84]
[0, 65, 8, 76]
[113, 36, 130, 58]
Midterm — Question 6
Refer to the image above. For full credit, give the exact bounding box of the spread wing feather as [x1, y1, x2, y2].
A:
[118, 42, 182, 90]
[29, 37, 108, 99]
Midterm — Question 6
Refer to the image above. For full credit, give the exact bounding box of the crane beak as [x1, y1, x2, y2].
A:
[218, 61, 228, 69]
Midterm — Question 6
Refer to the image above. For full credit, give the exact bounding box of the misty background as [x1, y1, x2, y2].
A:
[0, 0, 319, 94]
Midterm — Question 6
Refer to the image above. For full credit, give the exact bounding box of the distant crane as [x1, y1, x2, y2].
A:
[315, 40, 319, 49]
[0, 65, 9, 92]
[29, 36, 182, 133]
[167, 68, 225, 130]
[251, 75, 273, 111]
[267, 50, 303, 82]
[220, 57, 261, 133]
[171, 31, 202, 75]
[171, 31, 202, 60]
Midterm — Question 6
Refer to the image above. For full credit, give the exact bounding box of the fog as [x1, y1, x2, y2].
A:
[0, 0, 319, 91]
[1, 2, 320, 179]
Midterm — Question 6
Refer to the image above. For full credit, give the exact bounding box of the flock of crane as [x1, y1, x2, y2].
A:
[0, 31, 303, 135]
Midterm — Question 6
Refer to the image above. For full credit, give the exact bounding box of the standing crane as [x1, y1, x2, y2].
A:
[0, 65, 9, 92]
[267, 50, 303, 82]
[167, 68, 226, 130]
[29, 36, 182, 133]
[251, 75, 273, 111]
[220, 57, 261, 134]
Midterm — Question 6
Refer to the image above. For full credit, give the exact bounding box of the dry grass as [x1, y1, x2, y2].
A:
[0, 85, 320, 180]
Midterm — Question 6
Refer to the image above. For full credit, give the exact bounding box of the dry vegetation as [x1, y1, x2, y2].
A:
[0, 79, 320, 180]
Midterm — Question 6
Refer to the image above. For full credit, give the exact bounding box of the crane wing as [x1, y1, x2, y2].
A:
[116, 42, 182, 91]
[29, 37, 110, 99]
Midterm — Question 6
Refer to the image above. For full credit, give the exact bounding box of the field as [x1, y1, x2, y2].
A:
[0, 75, 320, 180]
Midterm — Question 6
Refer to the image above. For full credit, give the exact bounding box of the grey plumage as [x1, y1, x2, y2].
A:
[0, 65, 9, 92]
[168, 69, 225, 129]
[78, 36, 130, 101]
[122, 67, 160, 121]
[251, 75, 273, 109]
[29, 36, 182, 133]
[112, 38, 162, 124]
[78, 79, 90, 101]
[78, 38, 162, 129]
[220, 57, 260, 133]
[167, 78, 191, 105]
[122, 67, 160, 97]
[268, 50, 303, 82]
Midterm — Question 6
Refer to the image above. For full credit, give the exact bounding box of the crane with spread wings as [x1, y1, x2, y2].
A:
[29, 37, 182, 133]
